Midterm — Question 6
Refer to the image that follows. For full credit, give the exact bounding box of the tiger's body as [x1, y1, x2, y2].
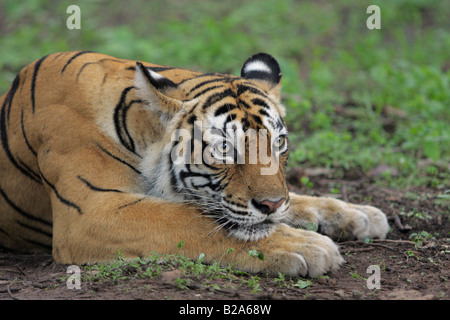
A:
[0, 51, 389, 276]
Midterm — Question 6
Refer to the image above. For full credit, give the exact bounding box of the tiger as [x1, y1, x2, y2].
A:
[0, 51, 389, 277]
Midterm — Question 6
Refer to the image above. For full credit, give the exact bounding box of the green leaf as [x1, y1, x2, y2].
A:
[293, 279, 312, 289]
[248, 249, 265, 261]
[226, 248, 234, 255]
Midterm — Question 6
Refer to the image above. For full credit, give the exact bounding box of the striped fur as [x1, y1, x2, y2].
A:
[0, 52, 388, 276]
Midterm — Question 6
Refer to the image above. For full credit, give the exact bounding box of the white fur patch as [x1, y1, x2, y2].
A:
[147, 68, 165, 80]
[243, 60, 272, 74]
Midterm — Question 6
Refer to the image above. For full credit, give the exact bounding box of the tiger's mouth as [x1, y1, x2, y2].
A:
[182, 192, 288, 241]
[205, 198, 289, 241]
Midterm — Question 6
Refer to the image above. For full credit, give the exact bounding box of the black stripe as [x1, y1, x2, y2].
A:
[31, 54, 49, 113]
[17, 220, 52, 238]
[258, 109, 270, 118]
[0, 185, 52, 227]
[226, 113, 237, 123]
[17, 157, 42, 182]
[236, 84, 265, 97]
[37, 163, 83, 214]
[61, 51, 94, 74]
[179, 73, 226, 85]
[21, 109, 37, 156]
[124, 100, 144, 154]
[202, 89, 236, 111]
[114, 86, 144, 158]
[77, 175, 123, 193]
[188, 78, 224, 94]
[147, 66, 176, 72]
[251, 114, 263, 125]
[6, 74, 20, 125]
[96, 142, 142, 175]
[138, 62, 177, 90]
[221, 202, 249, 215]
[214, 103, 237, 117]
[126, 65, 177, 72]
[1, 93, 42, 184]
[187, 114, 197, 125]
[251, 98, 270, 109]
[222, 114, 237, 135]
[116, 198, 145, 212]
[192, 85, 225, 99]
[179, 166, 225, 192]
[51, 52, 67, 61]
[113, 86, 139, 154]
[237, 99, 252, 109]
[76, 61, 99, 81]
[226, 199, 247, 209]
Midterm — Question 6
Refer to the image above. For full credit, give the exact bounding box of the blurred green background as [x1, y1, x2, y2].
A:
[1, 0, 449, 190]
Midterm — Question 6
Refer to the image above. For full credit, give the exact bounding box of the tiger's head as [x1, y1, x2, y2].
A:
[135, 53, 290, 241]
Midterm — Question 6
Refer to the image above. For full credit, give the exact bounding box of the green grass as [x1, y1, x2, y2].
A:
[68, 244, 321, 295]
[77, 245, 272, 293]
[1, 0, 449, 189]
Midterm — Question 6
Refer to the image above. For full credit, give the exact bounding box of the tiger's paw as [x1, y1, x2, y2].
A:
[287, 196, 390, 241]
[249, 224, 344, 277]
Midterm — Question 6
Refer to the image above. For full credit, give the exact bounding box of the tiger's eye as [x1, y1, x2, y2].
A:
[273, 135, 286, 149]
[216, 141, 231, 154]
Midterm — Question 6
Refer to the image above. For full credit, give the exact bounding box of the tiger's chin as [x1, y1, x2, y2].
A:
[227, 220, 277, 242]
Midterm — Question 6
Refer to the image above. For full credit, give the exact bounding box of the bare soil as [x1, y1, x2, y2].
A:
[1, 171, 449, 301]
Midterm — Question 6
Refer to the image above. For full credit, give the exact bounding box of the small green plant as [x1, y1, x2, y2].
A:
[175, 277, 192, 290]
[407, 208, 433, 220]
[410, 231, 434, 248]
[300, 176, 313, 189]
[350, 270, 361, 280]
[293, 278, 312, 289]
[176, 240, 184, 254]
[273, 272, 312, 289]
[273, 272, 287, 287]
[248, 249, 265, 261]
[243, 275, 262, 293]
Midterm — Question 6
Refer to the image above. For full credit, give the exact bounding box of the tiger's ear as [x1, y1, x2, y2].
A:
[134, 62, 183, 122]
[241, 53, 282, 100]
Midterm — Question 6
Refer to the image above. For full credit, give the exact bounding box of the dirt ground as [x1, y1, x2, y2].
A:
[1, 170, 449, 301]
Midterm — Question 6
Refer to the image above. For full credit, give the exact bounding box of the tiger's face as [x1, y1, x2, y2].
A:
[135, 53, 290, 241]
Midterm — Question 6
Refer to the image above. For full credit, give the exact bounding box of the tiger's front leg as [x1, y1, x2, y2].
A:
[284, 192, 390, 241]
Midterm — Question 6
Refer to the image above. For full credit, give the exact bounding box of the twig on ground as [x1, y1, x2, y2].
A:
[393, 215, 412, 233]
[6, 284, 20, 300]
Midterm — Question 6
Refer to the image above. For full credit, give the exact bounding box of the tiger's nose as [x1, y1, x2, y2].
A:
[252, 197, 286, 215]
